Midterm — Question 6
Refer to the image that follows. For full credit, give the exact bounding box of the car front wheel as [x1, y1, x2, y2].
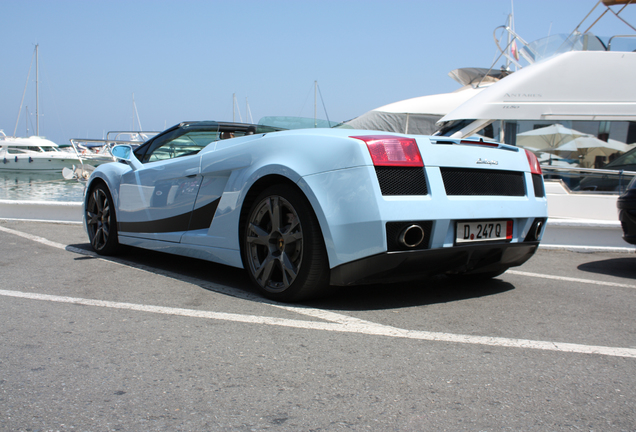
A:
[85, 183, 120, 255]
[242, 184, 329, 302]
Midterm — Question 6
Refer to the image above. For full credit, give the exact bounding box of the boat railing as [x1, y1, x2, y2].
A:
[493, 1, 635, 70]
[105, 131, 161, 141]
[69, 131, 159, 156]
[70, 137, 146, 150]
[68, 138, 151, 163]
[493, 24, 535, 68]
[541, 166, 636, 194]
[607, 34, 636, 50]
[70, 138, 145, 146]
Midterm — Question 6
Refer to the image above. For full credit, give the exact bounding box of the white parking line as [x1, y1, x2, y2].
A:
[0, 224, 71, 250]
[1, 288, 635, 359]
[507, 270, 636, 289]
[2, 224, 636, 359]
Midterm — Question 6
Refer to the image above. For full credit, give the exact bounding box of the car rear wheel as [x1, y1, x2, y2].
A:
[85, 183, 120, 255]
[242, 184, 329, 302]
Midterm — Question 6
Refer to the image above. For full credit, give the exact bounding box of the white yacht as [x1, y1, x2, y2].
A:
[344, 1, 636, 249]
[347, 1, 636, 174]
[437, 42, 636, 153]
[436, 1, 636, 159]
[0, 133, 84, 172]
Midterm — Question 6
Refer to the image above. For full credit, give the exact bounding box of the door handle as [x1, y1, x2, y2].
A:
[184, 168, 199, 177]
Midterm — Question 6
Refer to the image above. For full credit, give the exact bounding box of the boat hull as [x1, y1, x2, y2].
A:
[0, 156, 82, 172]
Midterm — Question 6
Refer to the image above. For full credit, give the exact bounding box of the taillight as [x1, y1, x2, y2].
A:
[351, 135, 423, 167]
[525, 149, 542, 175]
[507, 220, 514, 240]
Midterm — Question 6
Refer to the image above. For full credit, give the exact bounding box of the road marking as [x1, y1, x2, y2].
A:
[2, 224, 636, 358]
[1, 288, 636, 359]
[506, 270, 636, 289]
[539, 244, 636, 253]
[0, 224, 71, 250]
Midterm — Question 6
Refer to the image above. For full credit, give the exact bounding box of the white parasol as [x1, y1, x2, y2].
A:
[516, 124, 586, 152]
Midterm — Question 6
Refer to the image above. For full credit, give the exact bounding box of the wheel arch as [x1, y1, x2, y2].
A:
[83, 176, 108, 224]
[85, 174, 117, 205]
[237, 174, 335, 269]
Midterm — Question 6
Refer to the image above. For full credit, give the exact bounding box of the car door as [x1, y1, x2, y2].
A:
[117, 127, 219, 243]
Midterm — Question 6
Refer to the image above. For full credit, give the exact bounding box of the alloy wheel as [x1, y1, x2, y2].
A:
[245, 195, 304, 293]
[86, 187, 112, 252]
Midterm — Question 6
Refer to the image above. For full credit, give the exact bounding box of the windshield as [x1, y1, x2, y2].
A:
[135, 122, 220, 163]
[259, 116, 341, 130]
[521, 32, 636, 63]
[142, 124, 220, 163]
[134, 120, 289, 163]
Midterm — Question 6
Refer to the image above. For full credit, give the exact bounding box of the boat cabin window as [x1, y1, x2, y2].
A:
[6, 148, 30, 154]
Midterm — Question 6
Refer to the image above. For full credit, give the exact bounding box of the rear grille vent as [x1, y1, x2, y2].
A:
[441, 168, 525, 196]
[532, 174, 545, 198]
[375, 167, 428, 196]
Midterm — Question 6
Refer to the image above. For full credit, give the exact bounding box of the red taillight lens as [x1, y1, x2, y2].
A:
[507, 220, 514, 240]
[525, 149, 542, 175]
[351, 135, 423, 167]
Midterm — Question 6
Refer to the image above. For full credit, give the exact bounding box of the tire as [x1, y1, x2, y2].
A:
[85, 183, 121, 256]
[242, 184, 329, 302]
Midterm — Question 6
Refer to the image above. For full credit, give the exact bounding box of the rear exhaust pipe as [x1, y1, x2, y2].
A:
[534, 220, 544, 239]
[524, 218, 546, 242]
[399, 224, 425, 248]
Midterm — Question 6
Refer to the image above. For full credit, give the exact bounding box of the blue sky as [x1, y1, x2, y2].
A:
[2, 0, 635, 145]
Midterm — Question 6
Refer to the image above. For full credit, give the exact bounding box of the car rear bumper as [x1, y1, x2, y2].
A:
[329, 241, 539, 286]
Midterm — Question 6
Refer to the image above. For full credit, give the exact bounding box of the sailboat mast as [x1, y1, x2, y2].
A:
[35, 44, 39, 136]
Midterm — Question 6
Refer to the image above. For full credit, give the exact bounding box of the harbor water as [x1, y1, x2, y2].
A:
[0, 171, 86, 202]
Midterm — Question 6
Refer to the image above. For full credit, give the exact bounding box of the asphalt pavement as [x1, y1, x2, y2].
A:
[1, 220, 635, 431]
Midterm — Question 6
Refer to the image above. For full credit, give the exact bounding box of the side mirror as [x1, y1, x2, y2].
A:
[112, 145, 132, 161]
[111, 145, 143, 171]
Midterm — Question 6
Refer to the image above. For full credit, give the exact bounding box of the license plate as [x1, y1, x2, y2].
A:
[456, 220, 512, 244]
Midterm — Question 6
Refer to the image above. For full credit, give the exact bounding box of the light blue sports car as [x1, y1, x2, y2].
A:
[84, 120, 547, 301]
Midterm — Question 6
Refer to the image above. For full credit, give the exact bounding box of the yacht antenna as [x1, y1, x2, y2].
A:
[132, 93, 143, 131]
[36, 44, 39, 136]
[232, 93, 242, 122]
[246, 97, 254, 124]
[14, 46, 37, 137]
[317, 82, 331, 126]
[505, 14, 514, 71]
